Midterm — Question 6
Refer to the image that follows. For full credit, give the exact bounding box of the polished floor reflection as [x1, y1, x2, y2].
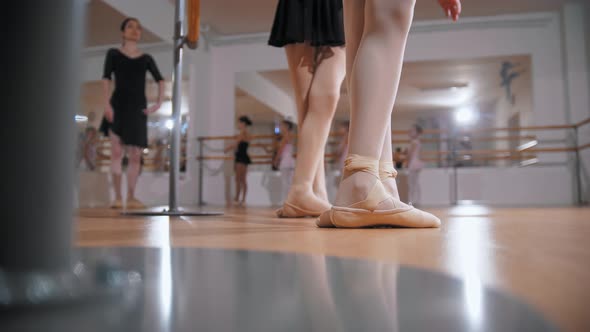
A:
[76, 206, 590, 332]
[0, 248, 558, 332]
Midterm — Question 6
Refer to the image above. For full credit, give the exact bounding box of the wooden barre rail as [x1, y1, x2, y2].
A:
[196, 154, 538, 163]
[91, 145, 582, 165]
[196, 118, 589, 142]
[199, 135, 539, 145]
[576, 117, 590, 128]
[196, 146, 575, 161]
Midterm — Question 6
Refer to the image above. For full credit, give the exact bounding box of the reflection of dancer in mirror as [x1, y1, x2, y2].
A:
[393, 147, 406, 169]
[318, 0, 461, 228]
[407, 124, 424, 206]
[500, 61, 525, 105]
[100, 18, 165, 209]
[274, 120, 296, 202]
[225, 116, 252, 206]
[82, 127, 99, 171]
[269, 0, 346, 218]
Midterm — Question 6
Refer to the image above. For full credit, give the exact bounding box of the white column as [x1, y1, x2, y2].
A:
[562, 3, 590, 124]
[1, 0, 83, 270]
[187, 47, 235, 205]
[562, 2, 590, 203]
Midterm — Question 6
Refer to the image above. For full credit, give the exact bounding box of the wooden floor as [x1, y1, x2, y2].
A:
[77, 205, 590, 332]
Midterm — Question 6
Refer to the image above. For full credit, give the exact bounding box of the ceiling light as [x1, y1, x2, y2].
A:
[165, 119, 174, 129]
[419, 83, 469, 92]
[455, 106, 477, 126]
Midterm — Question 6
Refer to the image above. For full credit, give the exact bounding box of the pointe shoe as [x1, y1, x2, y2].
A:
[276, 201, 328, 218]
[111, 198, 123, 209]
[379, 161, 400, 199]
[317, 154, 440, 229]
[316, 210, 336, 228]
[126, 198, 146, 210]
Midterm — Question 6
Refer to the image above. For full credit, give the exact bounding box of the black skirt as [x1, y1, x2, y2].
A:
[99, 108, 148, 148]
[268, 0, 345, 48]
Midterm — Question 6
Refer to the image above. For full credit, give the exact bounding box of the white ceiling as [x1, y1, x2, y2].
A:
[85, 0, 161, 47]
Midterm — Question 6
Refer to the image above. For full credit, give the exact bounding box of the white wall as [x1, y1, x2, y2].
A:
[213, 166, 570, 208]
[562, 3, 590, 203]
[456, 167, 573, 206]
[78, 171, 195, 208]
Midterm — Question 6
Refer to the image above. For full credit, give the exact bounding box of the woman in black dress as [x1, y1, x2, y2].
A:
[269, 0, 346, 218]
[100, 18, 165, 209]
[225, 116, 252, 206]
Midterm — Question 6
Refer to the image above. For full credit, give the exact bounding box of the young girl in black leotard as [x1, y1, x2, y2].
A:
[100, 18, 165, 209]
[225, 116, 252, 206]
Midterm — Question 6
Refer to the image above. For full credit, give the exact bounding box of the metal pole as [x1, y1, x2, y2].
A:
[573, 126, 582, 205]
[198, 138, 204, 206]
[0, 1, 135, 308]
[0, 0, 82, 271]
[169, 0, 186, 212]
[449, 130, 458, 205]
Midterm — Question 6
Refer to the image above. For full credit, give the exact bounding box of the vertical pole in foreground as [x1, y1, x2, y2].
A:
[0, 1, 137, 308]
[169, 0, 186, 212]
[0, 0, 81, 272]
[198, 138, 204, 206]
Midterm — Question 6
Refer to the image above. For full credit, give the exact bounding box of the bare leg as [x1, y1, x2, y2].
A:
[282, 45, 345, 215]
[285, 44, 327, 208]
[241, 165, 248, 204]
[285, 44, 314, 129]
[126, 146, 142, 200]
[234, 163, 241, 203]
[335, 0, 415, 207]
[109, 130, 124, 205]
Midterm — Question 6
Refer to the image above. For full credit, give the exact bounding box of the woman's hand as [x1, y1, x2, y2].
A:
[438, 0, 461, 21]
[143, 103, 162, 115]
[104, 104, 114, 123]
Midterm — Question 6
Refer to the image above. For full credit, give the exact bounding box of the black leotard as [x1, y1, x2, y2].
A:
[99, 48, 164, 148]
[235, 141, 251, 165]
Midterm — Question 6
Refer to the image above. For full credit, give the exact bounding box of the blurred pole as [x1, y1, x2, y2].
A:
[168, 0, 185, 212]
[0, 1, 83, 270]
[573, 126, 582, 205]
[198, 138, 204, 206]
